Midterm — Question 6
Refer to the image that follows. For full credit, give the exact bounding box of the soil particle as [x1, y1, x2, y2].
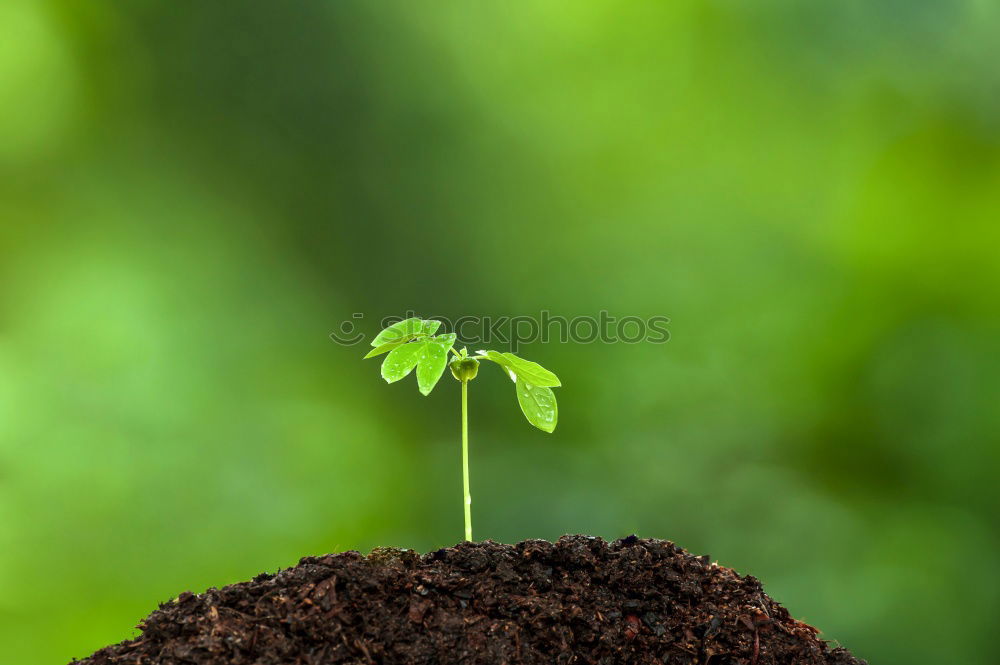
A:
[72, 535, 866, 665]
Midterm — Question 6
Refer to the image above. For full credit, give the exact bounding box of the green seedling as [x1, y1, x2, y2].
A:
[364, 316, 560, 541]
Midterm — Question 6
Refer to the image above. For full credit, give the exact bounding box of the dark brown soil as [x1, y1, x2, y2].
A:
[73, 536, 865, 665]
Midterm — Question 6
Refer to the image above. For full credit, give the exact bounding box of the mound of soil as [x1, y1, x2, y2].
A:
[73, 536, 865, 665]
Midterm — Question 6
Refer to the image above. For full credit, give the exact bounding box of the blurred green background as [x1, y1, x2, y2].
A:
[2, 1, 999, 663]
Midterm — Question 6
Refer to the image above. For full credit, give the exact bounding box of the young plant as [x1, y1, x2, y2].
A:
[364, 317, 560, 541]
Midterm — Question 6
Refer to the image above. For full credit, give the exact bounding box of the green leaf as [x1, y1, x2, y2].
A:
[502, 352, 561, 387]
[364, 340, 409, 359]
[368, 318, 443, 356]
[474, 350, 515, 380]
[372, 317, 424, 347]
[380, 342, 423, 383]
[380, 333, 457, 394]
[416, 334, 456, 395]
[476, 350, 561, 387]
[433, 332, 457, 347]
[515, 378, 558, 432]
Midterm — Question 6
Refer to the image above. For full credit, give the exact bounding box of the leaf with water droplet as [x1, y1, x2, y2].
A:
[372, 317, 425, 347]
[416, 334, 456, 395]
[502, 352, 560, 387]
[368, 319, 442, 357]
[476, 350, 560, 387]
[515, 377, 558, 432]
[380, 333, 457, 393]
[475, 350, 516, 381]
[381, 342, 423, 383]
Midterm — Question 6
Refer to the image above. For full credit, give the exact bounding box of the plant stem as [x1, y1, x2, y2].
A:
[461, 378, 472, 541]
